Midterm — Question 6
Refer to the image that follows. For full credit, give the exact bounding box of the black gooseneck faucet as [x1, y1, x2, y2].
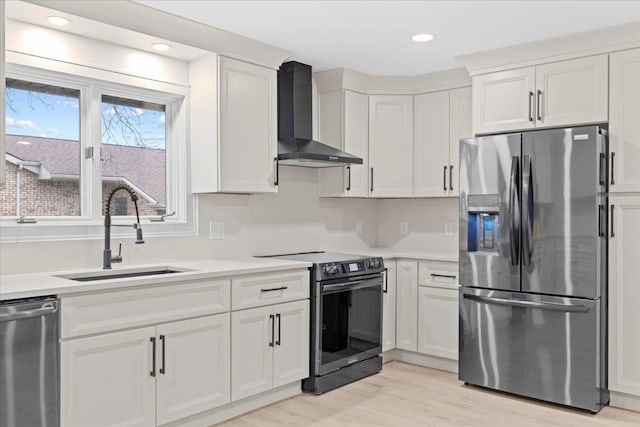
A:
[104, 185, 145, 269]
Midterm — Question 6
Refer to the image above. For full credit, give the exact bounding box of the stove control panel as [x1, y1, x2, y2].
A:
[317, 257, 385, 281]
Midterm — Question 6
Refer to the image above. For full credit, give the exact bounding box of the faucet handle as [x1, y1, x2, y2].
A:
[111, 243, 123, 264]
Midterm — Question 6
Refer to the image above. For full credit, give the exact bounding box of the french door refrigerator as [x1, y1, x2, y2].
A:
[458, 125, 609, 412]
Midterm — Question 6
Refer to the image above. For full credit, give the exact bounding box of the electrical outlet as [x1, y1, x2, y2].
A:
[355, 220, 363, 235]
[400, 221, 409, 236]
[445, 222, 454, 236]
[209, 221, 225, 240]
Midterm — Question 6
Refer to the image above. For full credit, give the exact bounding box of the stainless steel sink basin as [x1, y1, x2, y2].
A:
[57, 266, 193, 282]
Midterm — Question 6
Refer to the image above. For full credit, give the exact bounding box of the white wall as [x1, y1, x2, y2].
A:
[377, 198, 458, 255]
[0, 167, 379, 274]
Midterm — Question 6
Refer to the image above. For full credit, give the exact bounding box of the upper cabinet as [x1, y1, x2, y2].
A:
[472, 55, 608, 135]
[413, 86, 471, 197]
[318, 90, 369, 197]
[368, 95, 414, 198]
[191, 55, 278, 194]
[609, 48, 640, 193]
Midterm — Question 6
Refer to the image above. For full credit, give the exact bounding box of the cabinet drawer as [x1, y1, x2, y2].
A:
[61, 279, 230, 338]
[418, 261, 459, 289]
[232, 270, 310, 310]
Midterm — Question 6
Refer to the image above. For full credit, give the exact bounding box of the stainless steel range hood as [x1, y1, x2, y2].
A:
[277, 61, 363, 168]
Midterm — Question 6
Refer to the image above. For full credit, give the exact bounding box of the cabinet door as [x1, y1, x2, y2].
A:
[231, 306, 274, 400]
[395, 260, 418, 352]
[382, 259, 397, 352]
[156, 314, 230, 424]
[609, 195, 640, 396]
[318, 90, 346, 197]
[344, 90, 370, 197]
[472, 67, 536, 134]
[369, 95, 414, 197]
[417, 287, 458, 360]
[219, 56, 277, 193]
[61, 327, 156, 427]
[414, 91, 450, 197]
[273, 300, 310, 387]
[610, 48, 640, 193]
[448, 86, 472, 197]
[535, 55, 608, 128]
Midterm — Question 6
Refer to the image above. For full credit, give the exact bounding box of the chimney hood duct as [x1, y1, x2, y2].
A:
[277, 61, 363, 168]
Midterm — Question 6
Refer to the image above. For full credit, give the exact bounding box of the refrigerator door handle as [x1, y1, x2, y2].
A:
[508, 156, 520, 266]
[463, 294, 590, 313]
[522, 155, 534, 266]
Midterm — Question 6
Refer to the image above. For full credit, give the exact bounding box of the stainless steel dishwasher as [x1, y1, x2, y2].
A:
[0, 297, 59, 427]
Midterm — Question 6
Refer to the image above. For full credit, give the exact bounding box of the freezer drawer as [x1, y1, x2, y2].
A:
[459, 288, 607, 412]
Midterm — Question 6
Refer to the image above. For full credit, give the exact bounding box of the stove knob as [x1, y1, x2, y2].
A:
[324, 265, 339, 275]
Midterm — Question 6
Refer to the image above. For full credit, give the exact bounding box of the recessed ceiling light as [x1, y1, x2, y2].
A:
[17, 141, 31, 145]
[412, 33, 434, 43]
[47, 16, 69, 26]
[152, 43, 171, 52]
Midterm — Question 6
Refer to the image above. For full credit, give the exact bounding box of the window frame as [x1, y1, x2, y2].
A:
[1, 63, 196, 242]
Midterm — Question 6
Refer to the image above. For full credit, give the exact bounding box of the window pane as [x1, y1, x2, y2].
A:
[2, 79, 81, 217]
[101, 95, 166, 217]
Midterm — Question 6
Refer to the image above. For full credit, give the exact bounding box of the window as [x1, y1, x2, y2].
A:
[1, 64, 193, 241]
[2, 79, 81, 217]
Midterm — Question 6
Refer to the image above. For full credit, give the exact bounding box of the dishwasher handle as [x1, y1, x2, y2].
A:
[0, 302, 58, 322]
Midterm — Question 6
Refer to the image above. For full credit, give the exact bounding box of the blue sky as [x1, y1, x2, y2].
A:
[5, 87, 165, 148]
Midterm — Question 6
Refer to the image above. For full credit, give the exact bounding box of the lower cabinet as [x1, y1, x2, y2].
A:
[395, 260, 418, 352]
[417, 286, 458, 360]
[61, 314, 230, 427]
[382, 259, 397, 352]
[231, 299, 309, 401]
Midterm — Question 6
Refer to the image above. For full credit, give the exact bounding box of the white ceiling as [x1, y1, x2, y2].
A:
[135, 0, 640, 75]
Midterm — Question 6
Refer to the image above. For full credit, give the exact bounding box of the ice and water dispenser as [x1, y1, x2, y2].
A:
[466, 194, 500, 253]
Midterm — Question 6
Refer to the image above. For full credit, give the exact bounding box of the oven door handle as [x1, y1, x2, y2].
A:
[322, 279, 381, 293]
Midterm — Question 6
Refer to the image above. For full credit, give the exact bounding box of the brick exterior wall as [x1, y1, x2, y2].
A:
[0, 162, 163, 217]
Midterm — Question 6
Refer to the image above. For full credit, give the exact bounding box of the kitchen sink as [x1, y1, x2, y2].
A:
[57, 267, 192, 282]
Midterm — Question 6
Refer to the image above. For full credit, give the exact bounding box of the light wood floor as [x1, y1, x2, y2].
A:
[218, 361, 640, 426]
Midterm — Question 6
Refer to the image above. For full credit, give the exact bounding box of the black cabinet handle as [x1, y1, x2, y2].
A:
[276, 313, 281, 346]
[370, 168, 374, 192]
[443, 166, 448, 191]
[537, 90, 543, 121]
[431, 273, 457, 279]
[528, 91, 534, 122]
[611, 205, 615, 238]
[449, 165, 454, 191]
[611, 152, 616, 185]
[150, 337, 156, 377]
[346, 165, 351, 191]
[269, 314, 275, 347]
[159, 335, 166, 375]
[599, 153, 606, 186]
[383, 268, 389, 293]
[274, 157, 279, 186]
[598, 204, 606, 237]
[261, 286, 288, 292]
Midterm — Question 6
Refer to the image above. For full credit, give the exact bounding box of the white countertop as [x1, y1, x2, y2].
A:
[339, 248, 458, 262]
[0, 257, 311, 301]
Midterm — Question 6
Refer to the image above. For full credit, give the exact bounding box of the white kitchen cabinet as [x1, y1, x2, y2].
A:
[61, 314, 231, 427]
[0, 1, 5, 185]
[417, 286, 458, 360]
[61, 327, 157, 427]
[414, 87, 471, 197]
[369, 95, 414, 197]
[232, 299, 309, 401]
[191, 55, 277, 193]
[318, 90, 370, 197]
[472, 55, 608, 134]
[414, 90, 450, 197]
[535, 55, 608, 128]
[418, 260, 458, 290]
[156, 315, 231, 425]
[472, 67, 536, 134]
[448, 86, 472, 196]
[608, 195, 640, 398]
[382, 259, 397, 352]
[610, 48, 640, 193]
[395, 260, 418, 352]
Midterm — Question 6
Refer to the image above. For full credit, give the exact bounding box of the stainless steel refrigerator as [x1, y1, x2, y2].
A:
[458, 125, 609, 412]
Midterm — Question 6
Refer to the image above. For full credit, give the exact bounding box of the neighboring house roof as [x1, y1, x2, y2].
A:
[6, 134, 166, 205]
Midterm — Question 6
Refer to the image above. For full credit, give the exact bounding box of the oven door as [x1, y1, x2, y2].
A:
[315, 273, 383, 376]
